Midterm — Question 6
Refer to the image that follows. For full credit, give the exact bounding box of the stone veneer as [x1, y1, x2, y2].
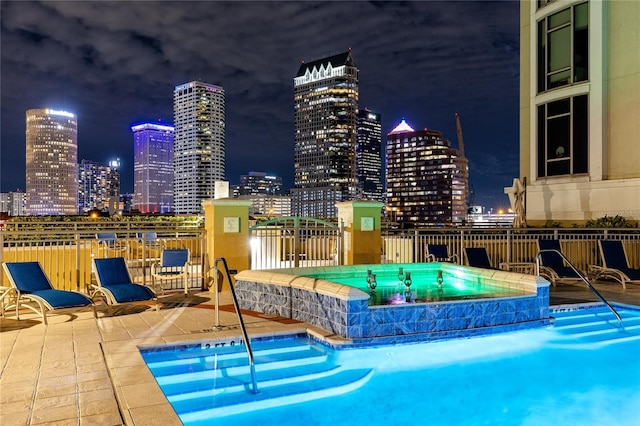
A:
[234, 264, 550, 345]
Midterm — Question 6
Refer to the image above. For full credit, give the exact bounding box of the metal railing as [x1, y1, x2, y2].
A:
[536, 249, 622, 324]
[382, 228, 640, 271]
[0, 223, 206, 291]
[212, 257, 258, 394]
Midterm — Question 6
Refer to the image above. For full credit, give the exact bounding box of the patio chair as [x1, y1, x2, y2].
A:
[464, 247, 497, 270]
[151, 249, 191, 296]
[590, 240, 640, 290]
[92, 257, 158, 314]
[2, 261, 96, 325]
[536, 239, 584, 286]
[426, 244, 458, 263]
[96, 232, 128, 258]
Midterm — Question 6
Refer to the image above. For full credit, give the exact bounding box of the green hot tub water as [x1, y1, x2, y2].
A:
[300, 266, 528, 306]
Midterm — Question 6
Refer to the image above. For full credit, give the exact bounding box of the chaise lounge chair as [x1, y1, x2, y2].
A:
[464, 247, 497, 270]
[590, 240, 640, 290]
[151, 249, 191, 296]
[536, 239, 584, 286]
[2, 261, 96, 325]
[92, 257, 158, 314]
[426, 244, 459, 263]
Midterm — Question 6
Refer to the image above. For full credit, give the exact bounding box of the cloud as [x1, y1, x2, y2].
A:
[1, 0, 519, 207]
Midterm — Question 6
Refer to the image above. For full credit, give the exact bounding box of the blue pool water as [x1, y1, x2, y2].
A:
[141, 304, 640, 426]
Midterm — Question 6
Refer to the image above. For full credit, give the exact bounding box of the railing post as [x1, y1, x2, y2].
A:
[293, 217, 300, 268]
[75, 233, 81, 292]
[459, 229, 465, 265]
[506, 229, 512, 264]
[414, 230, 419, 263]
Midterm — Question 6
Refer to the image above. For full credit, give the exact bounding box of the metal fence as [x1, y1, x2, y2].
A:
[2, 218, 639, 292]
[249, 217, 342, 269]
[382, 228, 640, 271]
[0, 221, 206, 292]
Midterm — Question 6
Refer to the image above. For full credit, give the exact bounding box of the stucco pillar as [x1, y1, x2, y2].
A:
[202, 198, 253, 291]
[336, 200, 384, 265]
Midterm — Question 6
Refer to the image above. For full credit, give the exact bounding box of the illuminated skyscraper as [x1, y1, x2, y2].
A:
[25, 108, 78, 215]
[237, 171, 282, 196]
[292, 50, 359, 217]
[386, 120, 468, 227]
[131, 123, 174, 213]
[357, 108, 383, 202]
[78, 159, 120, 214]
[173, 81, 225, 214]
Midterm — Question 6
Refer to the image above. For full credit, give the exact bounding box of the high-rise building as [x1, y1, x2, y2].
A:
[291, 50, 359, 218]
[25, 108, 78, 215]
[357, 108, 383, 202]
[78, 159, 120, 214]
[131, 123, 174, 213]
[519, 0, 640, 225]
[386, 120, 468, 227]
[173, 81, 225, 214]
[237, 171, 282, 196]
[0, 191, 26, 216]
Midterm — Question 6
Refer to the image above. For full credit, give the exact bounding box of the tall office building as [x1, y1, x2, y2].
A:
[386, 120, 468, 227]
[131, 123, 174, 213]
[519, 0, 640, 224]
[25, 108, 78, 215]
[237, 171, 282, 196]
[292, 50, 359, 218]
[357, 108, 383, 202]
[78, 159, 120, 213]
[173, 81, 225, 214]
[0, 191, 26, 216]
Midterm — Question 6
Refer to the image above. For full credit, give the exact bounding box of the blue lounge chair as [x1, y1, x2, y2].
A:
[590, 240, 640, 289]
[464, 247, 496, 270]
[426, 244, 458, 263]
[537, 239, 583, 286]
[92, 257, 158, 314]
[2, 261, 96, 325]
[151, 249, 191, 296]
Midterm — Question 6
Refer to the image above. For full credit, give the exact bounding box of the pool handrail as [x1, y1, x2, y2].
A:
[212, 257, 258, 394]
[535, 249, 622, 325]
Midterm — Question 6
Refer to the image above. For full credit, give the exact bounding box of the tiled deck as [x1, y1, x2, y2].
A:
[1, 281, 638, 425]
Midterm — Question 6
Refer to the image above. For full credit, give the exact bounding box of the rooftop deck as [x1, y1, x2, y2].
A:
[1, 280, 638, 425]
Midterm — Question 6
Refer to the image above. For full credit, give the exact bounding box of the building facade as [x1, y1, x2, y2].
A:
[520, 0, 640, 225]
[131, 123, 174, 214]
[237, 171, 282, 196]
[386, 120, 468, 227]
[78, 159, 121, 214]
[173, 81, 225, 214]
[25, 108, 78, 215]
[356, 108, 384, 202]
[0, 191, 26, 216]
[291, 51, 359, 218]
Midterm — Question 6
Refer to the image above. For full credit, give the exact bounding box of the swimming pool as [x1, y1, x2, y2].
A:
[141, 304, 640, 426]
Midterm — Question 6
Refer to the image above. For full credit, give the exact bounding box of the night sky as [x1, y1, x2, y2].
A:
[0, 0, 520, 209]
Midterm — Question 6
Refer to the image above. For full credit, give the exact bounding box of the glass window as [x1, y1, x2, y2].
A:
[537, 94, 588, 178]
[537, 2, 589, 93]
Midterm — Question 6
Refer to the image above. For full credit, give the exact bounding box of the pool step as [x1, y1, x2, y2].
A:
[143, 337, 375, 420]
[551, 308, 640, 344]
[176, 368, 374, 422]
[153, 347, 329, 385]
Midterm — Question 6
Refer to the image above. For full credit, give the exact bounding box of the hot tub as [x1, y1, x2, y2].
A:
[234, 263, 550, 345]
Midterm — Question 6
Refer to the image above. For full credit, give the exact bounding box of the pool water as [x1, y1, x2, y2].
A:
[298, 266, 529, 305]
[141, 305, 640, 426]
[325, 274, 526, 305]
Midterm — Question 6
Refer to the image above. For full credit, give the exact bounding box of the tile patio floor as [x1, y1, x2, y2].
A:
[1, 280, 638, 425]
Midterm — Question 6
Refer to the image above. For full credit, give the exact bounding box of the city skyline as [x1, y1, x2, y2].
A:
[0, 1, 520, 209]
